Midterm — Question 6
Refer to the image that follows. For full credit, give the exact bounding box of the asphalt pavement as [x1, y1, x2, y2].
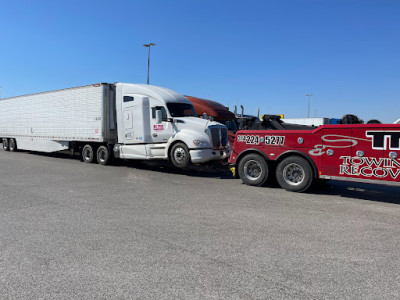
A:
[1, 148, 400, 299]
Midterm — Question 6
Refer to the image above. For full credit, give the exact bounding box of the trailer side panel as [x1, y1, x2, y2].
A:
[0, 84, 110, 151]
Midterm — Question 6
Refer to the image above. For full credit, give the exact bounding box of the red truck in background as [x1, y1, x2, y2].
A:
[229, 119, 400, 192]
[185, 95, 238, 144]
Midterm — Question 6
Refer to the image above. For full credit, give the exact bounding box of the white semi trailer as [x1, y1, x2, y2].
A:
[0, 83, 230, 168]
[282, 117, 340, 127]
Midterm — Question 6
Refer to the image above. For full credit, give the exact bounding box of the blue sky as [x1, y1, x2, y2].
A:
[0, 0, 399, 123]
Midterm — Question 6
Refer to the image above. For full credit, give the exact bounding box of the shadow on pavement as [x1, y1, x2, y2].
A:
[24, 150, 234, 180]
[312, 180, 400, 204]
[6, 148, 400, 196]
[120, 160, 234, 179]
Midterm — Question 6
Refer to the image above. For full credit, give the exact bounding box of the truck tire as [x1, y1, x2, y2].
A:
[2, 139, 9, 151]
[170, 142, 190, 168]
[9, 138, 17, 152]
[82, 144, 96, 163]
[238, 153, 269, 186]
[276, 156, 313, 192]
[97, 145, 110, 165]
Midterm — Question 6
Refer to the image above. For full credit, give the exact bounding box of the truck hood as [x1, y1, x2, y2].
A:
[174, 117, 223, 129]
[171, 117, 229, 149]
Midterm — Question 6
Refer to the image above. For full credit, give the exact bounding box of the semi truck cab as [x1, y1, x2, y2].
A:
[114, 83, 230, 167]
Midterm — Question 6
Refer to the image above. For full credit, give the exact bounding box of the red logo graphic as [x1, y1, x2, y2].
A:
[153, 125, 164, 131]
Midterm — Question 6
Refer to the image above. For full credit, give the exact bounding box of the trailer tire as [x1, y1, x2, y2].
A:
[238, 153, 269, 186]
[276, 156, 313, 192]
[2, 139, 9, 151]
[82, 144, 96, 163]
[9, 139, 17, 152]
[170, 142, 190, 168]
[97, 145, 110, 165]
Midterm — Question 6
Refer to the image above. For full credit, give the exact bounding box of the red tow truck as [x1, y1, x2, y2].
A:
[229, 115, 400, 192]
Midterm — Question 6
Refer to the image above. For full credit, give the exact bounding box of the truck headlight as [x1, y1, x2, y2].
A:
[193, 140, 206, 146]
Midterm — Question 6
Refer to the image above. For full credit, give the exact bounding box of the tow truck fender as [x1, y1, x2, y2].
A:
[234, 148, 270, 165]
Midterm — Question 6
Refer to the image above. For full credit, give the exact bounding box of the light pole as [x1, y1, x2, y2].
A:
[306, 94, 313, 118]
[143, 43, 156, 84]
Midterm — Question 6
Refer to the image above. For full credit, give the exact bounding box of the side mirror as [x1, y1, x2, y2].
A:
[210, 116, 214, 122]
[155, 109, 162, 124]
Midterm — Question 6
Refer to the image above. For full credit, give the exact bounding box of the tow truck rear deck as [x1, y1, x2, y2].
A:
[229, 117, 400, 192]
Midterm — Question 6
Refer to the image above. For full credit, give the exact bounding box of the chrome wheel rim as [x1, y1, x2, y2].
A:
[98, 149, 106, 162]
[83, 148, 92, 161]
[174, 147, 186, 164]
[282, 163, 304, 186]
[244, 160, 262, 181]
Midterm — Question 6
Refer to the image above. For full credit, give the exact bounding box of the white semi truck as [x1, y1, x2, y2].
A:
[0, 83, 230, 168]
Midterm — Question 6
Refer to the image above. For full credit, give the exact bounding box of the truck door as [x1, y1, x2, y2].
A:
[364, 127, 400, 184]
[149, 100, 173, 144]
[122, 95, 135, 144]
[318, 127, 353, 178]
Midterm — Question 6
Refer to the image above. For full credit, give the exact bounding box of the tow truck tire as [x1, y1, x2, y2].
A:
[276, 156, 313, 192]
[238, 153, 269, 186]
[97, 145, 110, 166]
[82, 144, 96, 163]
[170, 142, 190, 168]
[9, 139, 17, 152]
[2, 139, 9, 151]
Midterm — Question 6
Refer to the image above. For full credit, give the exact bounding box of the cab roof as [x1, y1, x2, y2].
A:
[117, 83, 191, 104]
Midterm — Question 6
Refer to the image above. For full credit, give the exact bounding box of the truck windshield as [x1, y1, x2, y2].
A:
[167, 103, 197, 117]
[222, 120, 238, 132]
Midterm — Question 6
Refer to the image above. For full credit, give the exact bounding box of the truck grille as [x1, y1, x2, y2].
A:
[208, 125, 228, 149]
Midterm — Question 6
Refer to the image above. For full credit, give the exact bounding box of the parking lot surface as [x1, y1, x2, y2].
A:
[1, 148, 400, 299]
